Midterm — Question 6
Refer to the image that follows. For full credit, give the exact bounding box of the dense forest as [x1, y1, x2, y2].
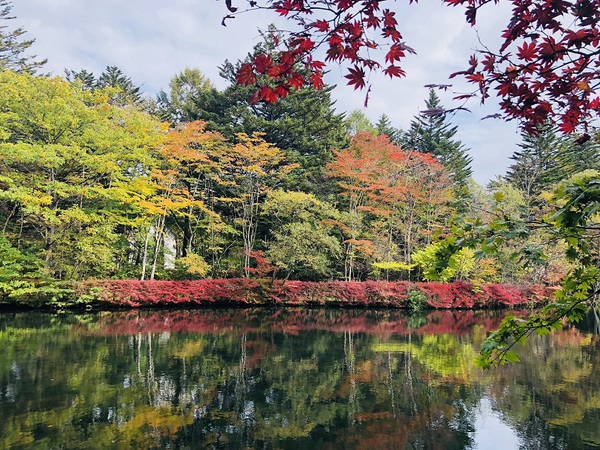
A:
[1, 2, 599, 312]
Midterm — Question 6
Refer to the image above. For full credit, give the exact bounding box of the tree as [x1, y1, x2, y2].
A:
[197, 30, 348, 194]
[327, 132, 454, 280]
[261, 190, 341, 280]
[227, 0, 600, 133]
[0, 0, 46, 73]
[402, 89, 473, 186]
[345, 109, 377, 137]
[0, 71, 163, 280]
[218, 133, 296, 275]
[504, 124, 562, 209]
[65, 66, 143, 106]
[375, 114, 402, 145]
[156, 68, 217, 124]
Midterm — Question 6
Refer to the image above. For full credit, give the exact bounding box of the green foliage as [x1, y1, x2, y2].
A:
[402, 89, 473, 186]
[0, 71, 164, 281]
[411, 242, 475, 282]
[406, 289, 427, 311]
[262, 190, 341, 280]
[476, 171, 600, 368]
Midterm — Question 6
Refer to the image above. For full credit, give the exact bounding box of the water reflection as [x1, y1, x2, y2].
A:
[0, 308, 597, 449]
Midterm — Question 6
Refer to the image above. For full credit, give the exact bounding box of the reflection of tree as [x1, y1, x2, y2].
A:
[0, 310, 597, 449]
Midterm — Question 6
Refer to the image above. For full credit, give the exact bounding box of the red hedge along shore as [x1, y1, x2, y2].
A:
[77, 279, 555, 309]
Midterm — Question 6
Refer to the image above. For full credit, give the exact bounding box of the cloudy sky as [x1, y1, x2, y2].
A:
[12, 0, 522, 184]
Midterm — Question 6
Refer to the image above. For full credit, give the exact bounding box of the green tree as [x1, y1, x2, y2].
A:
[504, 124, 563, 210]
[0, 71, 163, 280]
[0, 0, 46, 73]
[262, 190, 341, 280]
[156, 67, 217, 124]
[345, 109, 377, 137]
[402, 89, 472, 186]
[65, 65, 143, 106]
[375, 114, 401, 145]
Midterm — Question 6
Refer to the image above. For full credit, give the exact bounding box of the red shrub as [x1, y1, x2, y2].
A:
[77, 279, 552, 310]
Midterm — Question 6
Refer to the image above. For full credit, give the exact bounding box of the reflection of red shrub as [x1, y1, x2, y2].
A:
[77, 279, 552, 309]
[88, 308, 531, 338]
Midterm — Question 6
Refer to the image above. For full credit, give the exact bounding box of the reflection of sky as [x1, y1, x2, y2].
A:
[472, 397, 521, 450]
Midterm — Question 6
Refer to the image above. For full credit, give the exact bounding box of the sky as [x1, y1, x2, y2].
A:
[12, 0, 523, 185]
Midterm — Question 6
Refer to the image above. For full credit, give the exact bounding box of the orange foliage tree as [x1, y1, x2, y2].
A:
[328, 132, 454, 280]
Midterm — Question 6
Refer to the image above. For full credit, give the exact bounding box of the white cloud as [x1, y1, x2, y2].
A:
[12, 0, 520, 184]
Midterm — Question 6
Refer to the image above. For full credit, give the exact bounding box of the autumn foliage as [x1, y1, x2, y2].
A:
[77, 278, 553, 309]
[227, 0, 600, 133]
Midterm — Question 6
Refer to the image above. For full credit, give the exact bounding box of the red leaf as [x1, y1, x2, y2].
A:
[382, 9, 397, 28]
[298, 37, 315, 52]
[259, 86, 279, 102]
[383, 65, 406, 78]
[312, 19, 330, 32]
[237, 63, 256, 86]
[466, 73, 484, 83]
[345, 65, 366, 90]
[385, 43, 406, 63]
[311, 72, 324, 89]
[275, 85, 290, 98]
[288, 72, 305, 89]
[517, 42, 538, 62]
[254, 54, 272, 74]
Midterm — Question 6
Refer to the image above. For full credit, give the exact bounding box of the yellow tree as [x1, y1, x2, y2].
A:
[0, 72, 164, 280]
[222, 133, 296, 276]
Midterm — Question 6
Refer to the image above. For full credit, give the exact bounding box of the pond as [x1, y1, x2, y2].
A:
[0, 308, 598, 449]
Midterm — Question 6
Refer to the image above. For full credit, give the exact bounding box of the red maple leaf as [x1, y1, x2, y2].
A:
[237, 63, 256, 85]
[517, 42, 538, 62]
[288, 72, 305, 89]
[312, 19, 330, 32]
[311, 72, 324, 89]
[382, 9, 397, 28]
[385, 43, 406, 63]
[254, 54, 273, 74]
[383, 65, 406, 78]
[259, 86, 279, 102]
[345, 65, 366, 90]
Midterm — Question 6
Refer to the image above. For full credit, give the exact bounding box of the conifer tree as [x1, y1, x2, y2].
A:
[0, 0, 46, 73]
[65, 66, 143, 106]
[402, 89, 473, 186]
[375, 114, 401, 145]
[504, 124, 562, 204]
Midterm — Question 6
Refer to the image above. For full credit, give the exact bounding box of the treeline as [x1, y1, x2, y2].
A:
[0, 5, 599, 303]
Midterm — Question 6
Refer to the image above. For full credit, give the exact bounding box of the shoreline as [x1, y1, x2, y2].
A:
[1, 279, 555, 311]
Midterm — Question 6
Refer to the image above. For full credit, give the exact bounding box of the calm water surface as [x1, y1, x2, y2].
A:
[0, 308, 598, 449]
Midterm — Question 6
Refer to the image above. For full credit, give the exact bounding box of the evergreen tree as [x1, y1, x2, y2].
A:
[0, 0, 46, 73]
[504, 123, 562, 203]
[505, 124, 600, 207]
[96, 66, 142, 106]
[64, 68, 96, 90]
[65, 66, 143, 106]
[554, 134, 600, 179]
[402, 89, 473, 186]
[375, 114, 401, 145]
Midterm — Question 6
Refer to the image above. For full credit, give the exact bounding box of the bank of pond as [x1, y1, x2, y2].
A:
[0, 307, 597, 449]
[3, 279, 556, 311]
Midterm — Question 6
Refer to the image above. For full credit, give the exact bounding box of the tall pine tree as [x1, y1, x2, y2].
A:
[375, 114, 402, 145]
[0, 0, 46, 73]
[504, 123, 562, 204]
[402, 89, 472, 186]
